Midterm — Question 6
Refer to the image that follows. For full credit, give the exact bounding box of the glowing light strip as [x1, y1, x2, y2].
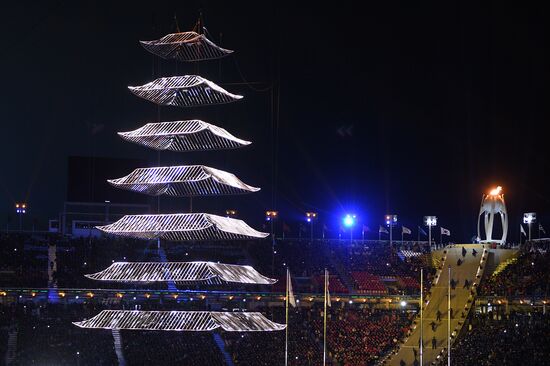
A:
[96, 213, 268, 241]
[128, 76, 242, 107]
[85, 261, 276, 284]
[140, 32, 233, 62]
[108, 165, 259, 197]
[118, 120, 251, 152]
[74, 310, 285, 331]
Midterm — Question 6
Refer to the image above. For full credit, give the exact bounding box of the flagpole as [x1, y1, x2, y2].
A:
[285, 268, 289, 366]
[323, 268, 327, 366]
[448, 266, 451, 366]
[428, 225, 432, 250]
[447, 266, 451, 366]
[420, 268, 423, 366]
[401, 227, 404, 246]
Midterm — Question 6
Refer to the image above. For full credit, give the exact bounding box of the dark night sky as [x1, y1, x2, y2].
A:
[1, 1, 548, 241]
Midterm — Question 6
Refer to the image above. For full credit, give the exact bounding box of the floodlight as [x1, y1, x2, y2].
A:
[424, 216, 437, 227]
[343, 214, 356, 228]
[523, 212, 536, 224]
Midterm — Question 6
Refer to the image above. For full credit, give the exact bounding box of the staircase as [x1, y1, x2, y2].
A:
[321, 244, 355, 292]
[5, 329, 17, 365]
[112, 329, 126, 366]
[385, 244, 487, 366]
[212, 333, 234, 366]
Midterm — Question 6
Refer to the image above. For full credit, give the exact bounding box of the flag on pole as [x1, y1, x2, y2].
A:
[379, 225, 389, 234]
[418, 226, 427, 236]
[441, 227, 451, 236]
[520, 224, 527, 236]
[287, 269, 296, 307]
[539, 224, 546, 235]
[285, 269, 294, 366]
[402, 226, 412, 235]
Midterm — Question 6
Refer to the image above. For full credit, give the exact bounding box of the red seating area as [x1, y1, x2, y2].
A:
[399, 276, 420, 290]
[351, 272, 387, 294]
[313, 275, 349, 293]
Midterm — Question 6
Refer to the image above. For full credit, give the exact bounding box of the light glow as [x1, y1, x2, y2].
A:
[265, 211, 278, 221]
[523, 212, 536, 224]
[489, 186, 502, 196]
[343, 214, 356, 228]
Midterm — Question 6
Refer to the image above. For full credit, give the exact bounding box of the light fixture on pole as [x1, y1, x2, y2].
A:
[15, 203, 27, 231]
[385, 215, 397, 246]
[424, 216, 437, 248]
[306, 212, 317, 241]
[343, 214, 356, 243]
[266, 210, 279, 276]
[523, 212, 536, 242]
[225, 209, 237, 218]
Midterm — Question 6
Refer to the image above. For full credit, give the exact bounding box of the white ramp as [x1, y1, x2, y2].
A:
[386, 244, 487, 366]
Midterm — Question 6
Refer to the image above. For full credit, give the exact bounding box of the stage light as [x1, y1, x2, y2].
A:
[265, 210, 278, 221]
[400, 300, 407, 307]
[15, 202, 27, 215]
[385, 215, 397, 226]
[343, 214, 356, 228]
[305, 212, 317, 222]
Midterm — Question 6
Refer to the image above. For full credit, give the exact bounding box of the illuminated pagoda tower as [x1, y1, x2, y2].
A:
[76, 22, 284, 333]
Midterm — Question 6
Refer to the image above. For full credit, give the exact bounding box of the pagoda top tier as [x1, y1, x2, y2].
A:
[141, 31, 233, 62]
